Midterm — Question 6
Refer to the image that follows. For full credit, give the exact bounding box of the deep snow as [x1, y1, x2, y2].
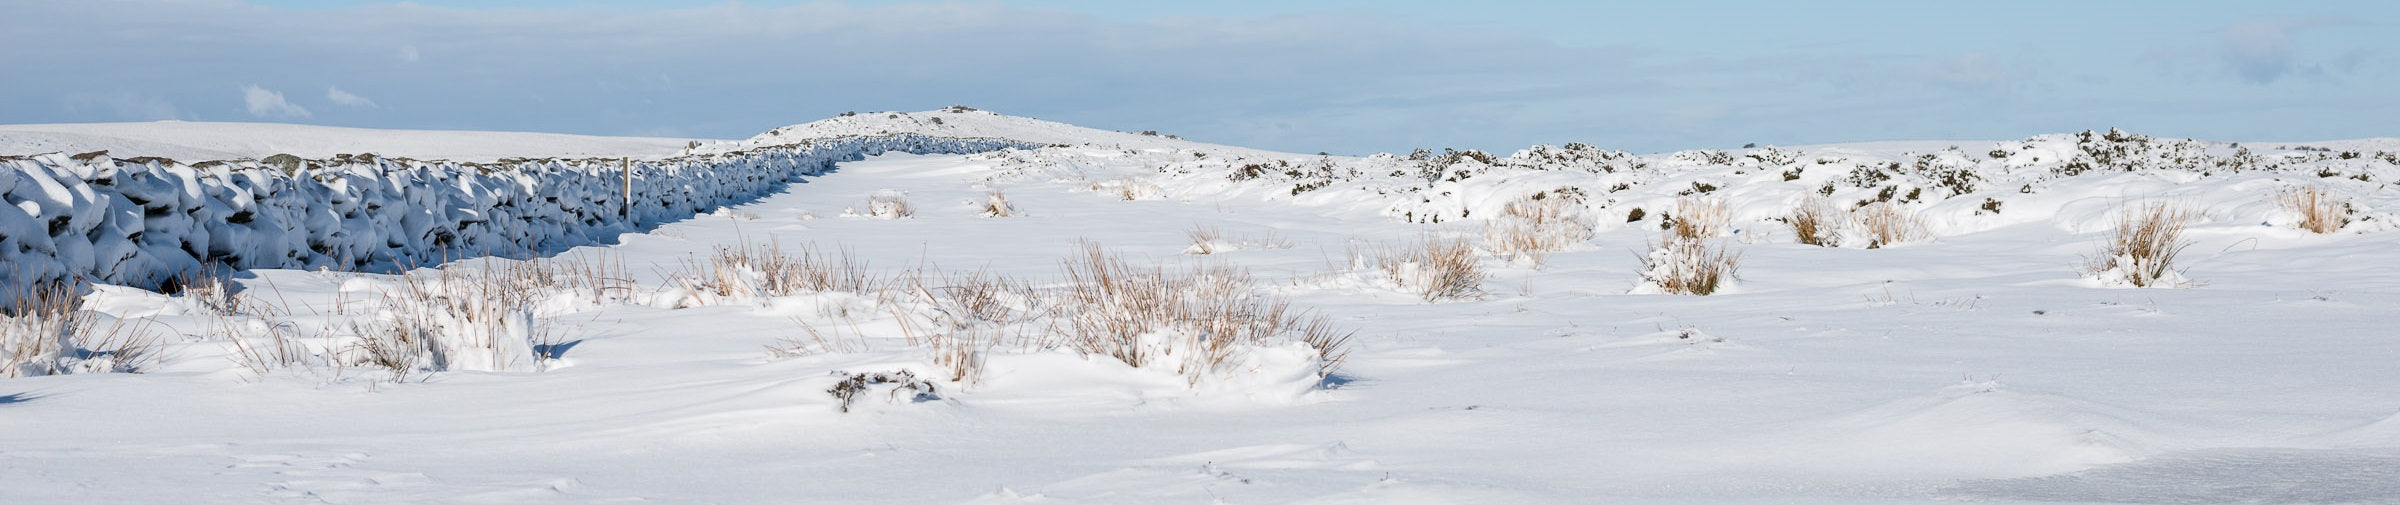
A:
[4, 111, 2399, 504]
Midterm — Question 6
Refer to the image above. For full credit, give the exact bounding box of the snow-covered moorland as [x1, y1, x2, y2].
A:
[4, 108, 2399, 504]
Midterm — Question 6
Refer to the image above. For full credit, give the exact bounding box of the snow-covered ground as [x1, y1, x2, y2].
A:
[0, 121, 705, 162]
[4, 112, 2399, 504]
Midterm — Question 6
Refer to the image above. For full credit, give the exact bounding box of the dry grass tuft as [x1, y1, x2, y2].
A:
[672, 241, 875, 305]
[2277, 185, 2348, 234]
[1670, 197, 1729, 240]
[1091, 178, 1163, 200]
[1788, 196, 1839, 246]
[1186, 226, 1222, 255]
[1853, 202, 1926, 248]
[1183, 226, 1291, 255]
[167, 268, 246, 316]
[866, 192, 914, 219]
[1058, 242, 1350, 383]
[2084, 202, 2195, 288]
[344, 267, 559, 379]
[1640, 236, 1740, 296]
[2, 282, 158, 378]
[1482, 195, 1593, 266]
[749, 240, 1353, 386]
[980, 190, 1017, 218]
[1372, 235, 1487, 302]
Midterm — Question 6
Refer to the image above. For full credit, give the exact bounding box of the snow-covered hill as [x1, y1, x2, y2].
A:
[5, 110, 2400, 504]
[697, 105, 1282, 156]
[0, 121, 705, 162]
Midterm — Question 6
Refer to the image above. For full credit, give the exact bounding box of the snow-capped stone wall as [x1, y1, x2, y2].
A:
[0, 135, 1034, 290]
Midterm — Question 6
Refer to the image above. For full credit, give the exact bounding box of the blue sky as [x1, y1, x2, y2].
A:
[5, 1, 2393, 154]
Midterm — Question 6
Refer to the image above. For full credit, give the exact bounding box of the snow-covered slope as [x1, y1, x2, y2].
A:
[699, 106, 1283, 157]
[0, 121, 705, 162]
[6, 111, 2400, 504]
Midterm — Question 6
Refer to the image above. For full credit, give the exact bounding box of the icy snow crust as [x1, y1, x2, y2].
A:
[6, 110, 2400, 503]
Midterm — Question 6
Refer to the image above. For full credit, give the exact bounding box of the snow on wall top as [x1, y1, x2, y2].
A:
[0, 121, 707, 163]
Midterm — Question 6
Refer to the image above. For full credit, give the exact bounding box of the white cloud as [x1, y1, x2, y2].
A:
[327, 86, 378, 108]
[241, 84, 311, 118]
[399, 45, 420, 63]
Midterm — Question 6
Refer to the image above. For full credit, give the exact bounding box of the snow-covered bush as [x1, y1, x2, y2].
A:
[826, 370, 940, 413]
[2084, 202, 2195, 288]
[2, 283, 156, 378]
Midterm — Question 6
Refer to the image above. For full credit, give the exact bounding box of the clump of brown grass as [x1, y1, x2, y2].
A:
[1186, 226, 1223, 255]
[1640, 236, 1740, 296]
[1057, 242, 1351, 383]
[1482, 195, 1593, 266]
[343, 267, 562, 379]
[1371, 235, 1486, 302]
[671, 241, 875, 305]
[2277, 185, 2348, 234]
[166, 268, 246, 316]
[863, 191, 913, 219]
[1090, 178, 1162, 200]
[1670, 197, 1728, 240]
[980, 191, 1017, 217]
[1853, 202, 1926, 248]
[1788, 196, 1839, 246]
[1184, 226, 1291, 255]
[750, 240, 1353, 387]
[2, 282, 158, 378]
[2083, 202, 2195, 288]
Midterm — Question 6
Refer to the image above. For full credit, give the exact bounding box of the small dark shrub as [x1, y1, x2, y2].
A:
[827, 370, 939, 413]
